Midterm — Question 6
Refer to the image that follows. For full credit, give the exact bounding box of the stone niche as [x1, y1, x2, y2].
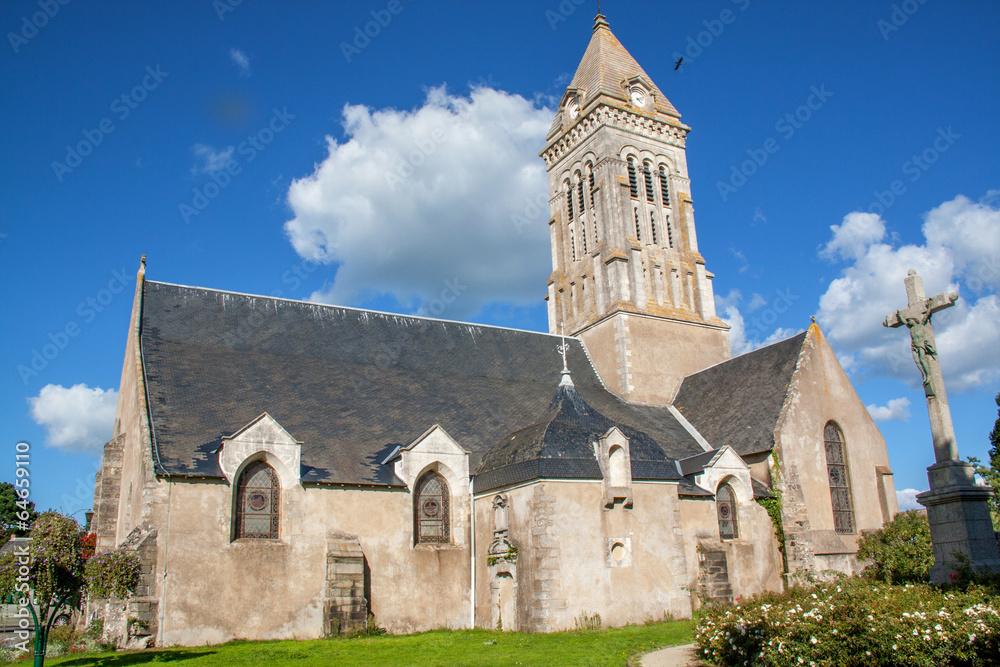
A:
[594, 427, 633, 508]
[324, 535, 369, 636]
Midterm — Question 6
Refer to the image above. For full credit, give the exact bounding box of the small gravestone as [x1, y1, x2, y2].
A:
[884, 269, 1000, 581]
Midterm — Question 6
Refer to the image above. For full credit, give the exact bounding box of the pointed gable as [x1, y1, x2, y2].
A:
[672, 332, 808, 457]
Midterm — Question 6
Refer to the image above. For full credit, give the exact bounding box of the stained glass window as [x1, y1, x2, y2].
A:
[717, 483, 738, 540]
[415, 471, 450, 544]
[235, 461, 279, 540]
[824, 422, 855, 534]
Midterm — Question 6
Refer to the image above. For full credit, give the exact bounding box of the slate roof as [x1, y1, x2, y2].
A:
[139, 280, 706, 488]
[672, 332, 808, 458]
[474, 383, 682, 493]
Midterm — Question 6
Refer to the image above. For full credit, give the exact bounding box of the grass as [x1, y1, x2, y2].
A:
[37, 619, 695, 667]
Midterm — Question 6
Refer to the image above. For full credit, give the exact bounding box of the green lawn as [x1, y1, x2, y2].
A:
[41, 620, 694, 667]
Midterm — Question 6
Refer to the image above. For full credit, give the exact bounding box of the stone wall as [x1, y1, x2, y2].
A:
[93, 434, 125, 551]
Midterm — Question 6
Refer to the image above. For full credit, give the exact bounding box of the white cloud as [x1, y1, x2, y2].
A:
[895, 488, 924, 511]
[747, 293, 767, 311]
[229, 48, 251, 77]
[819, 211, 886, 261]
[192, 143, 235, 174]
[283, 86, 553, 318]
[866, 396, 911, 422]
[28, 384, 118, 454]
[816, 192, 1000, 392]
[717, 288, 801, 357]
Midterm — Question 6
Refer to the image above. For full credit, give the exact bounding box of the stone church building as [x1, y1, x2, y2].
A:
[91, 15, 897, 646]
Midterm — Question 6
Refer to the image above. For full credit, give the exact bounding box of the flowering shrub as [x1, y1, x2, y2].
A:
[856, 510, 933, 584]
[695, 577, 999, 666]
[85, 548, 141, 600]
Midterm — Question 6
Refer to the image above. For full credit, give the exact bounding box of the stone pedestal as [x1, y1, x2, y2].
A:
[917, 460, 1000, 582]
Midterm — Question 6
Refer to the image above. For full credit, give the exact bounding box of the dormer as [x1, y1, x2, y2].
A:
[623, 75, 654, 112]
[595, 426, 633, 509]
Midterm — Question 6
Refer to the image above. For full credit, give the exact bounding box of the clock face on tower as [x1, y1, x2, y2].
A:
[630, 89, 645, 107]
[568, 101, 579, 119]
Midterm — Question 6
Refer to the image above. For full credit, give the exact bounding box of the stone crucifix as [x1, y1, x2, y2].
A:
[883, 269, 960, 464]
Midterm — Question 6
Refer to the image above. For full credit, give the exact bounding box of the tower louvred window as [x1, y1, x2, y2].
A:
[627, 158, 638, 199]
[577, 179, 585, 213]
[650, 212, 658, 245]
[566, 186, 574, 220]
[588, 170, 595, 207]
[659, 167, 670, 206]
[634, 209, 641, 241]
[643, 164, 654, 202]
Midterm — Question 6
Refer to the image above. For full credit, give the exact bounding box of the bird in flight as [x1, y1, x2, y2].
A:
[674, 57, 683, 70]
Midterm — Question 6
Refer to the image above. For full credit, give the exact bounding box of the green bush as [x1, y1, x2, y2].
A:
[695, 577, 999, 666]
[857, 510, 933, 584]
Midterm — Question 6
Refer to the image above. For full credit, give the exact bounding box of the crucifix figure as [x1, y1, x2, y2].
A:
[883, 269, 959, 463]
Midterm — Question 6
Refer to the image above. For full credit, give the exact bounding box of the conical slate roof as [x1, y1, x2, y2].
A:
[568, 15, 680, 118]
[473, 381, 681, 493]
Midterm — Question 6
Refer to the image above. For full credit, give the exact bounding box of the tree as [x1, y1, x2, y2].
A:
[0, 512, 139, 667]
[0, 481, 40, 545]
[857, 509, 933, 584]
[969, 391, 1000, 531]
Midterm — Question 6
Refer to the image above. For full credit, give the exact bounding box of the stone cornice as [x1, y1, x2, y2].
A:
[541, 103, 690, 168]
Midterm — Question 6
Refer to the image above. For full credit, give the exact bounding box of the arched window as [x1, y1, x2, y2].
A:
[565, 184, 574, 220]
[659, 167, 671, 206]
[824, 422, 855, 534]
[650, 212, 659, 245]
[716, 483, 738, 540]
[634, 208, 642, 241]
[415, 471, 450, 544]
[627, 158, 638, 199]
[643, 163, 655, 203]
[608, 446, 627, 487]
[235, 461, 279, 540]
[587, 168, 595, 208]
[577, 178, 585, 215]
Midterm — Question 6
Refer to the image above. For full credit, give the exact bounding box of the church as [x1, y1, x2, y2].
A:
[91, 15, 897, 646]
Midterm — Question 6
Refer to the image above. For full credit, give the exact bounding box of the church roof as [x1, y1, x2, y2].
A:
[672, 332, 809, 458]
[548, 14, 680, 141]
[139, 280, 706, 487]
[473, 382, 682, 493]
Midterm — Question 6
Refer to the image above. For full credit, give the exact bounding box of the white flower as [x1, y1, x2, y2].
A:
[810, 636, 818, 645]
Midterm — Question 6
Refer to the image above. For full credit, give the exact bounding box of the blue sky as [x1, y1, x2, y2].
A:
[1, 0, 998, 515]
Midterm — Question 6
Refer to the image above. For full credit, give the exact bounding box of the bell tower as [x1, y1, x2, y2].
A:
[540, 14, 730, 405]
